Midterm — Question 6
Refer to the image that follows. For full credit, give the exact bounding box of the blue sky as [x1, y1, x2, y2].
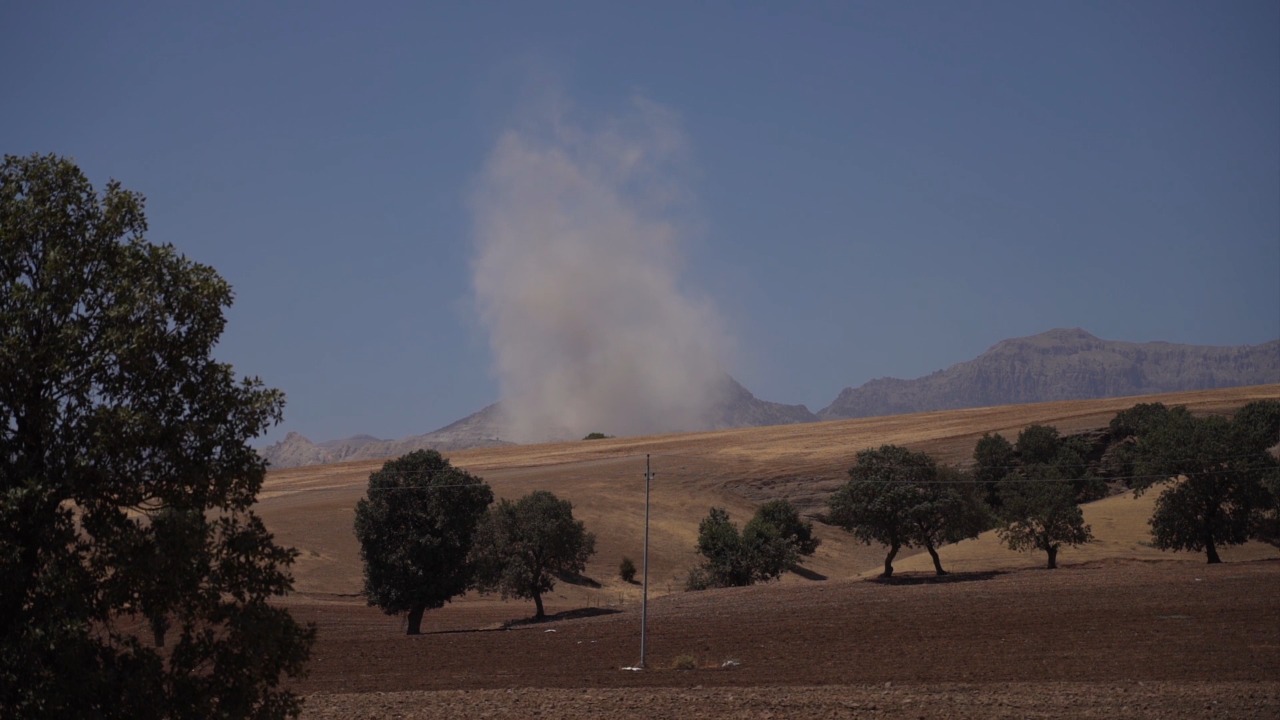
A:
[4, 1, 1277, 444]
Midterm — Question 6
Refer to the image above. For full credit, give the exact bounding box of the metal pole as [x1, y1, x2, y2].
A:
[640, 453, 651, 668]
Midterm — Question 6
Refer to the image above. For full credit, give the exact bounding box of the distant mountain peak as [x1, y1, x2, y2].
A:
[261, 376, 815, 469]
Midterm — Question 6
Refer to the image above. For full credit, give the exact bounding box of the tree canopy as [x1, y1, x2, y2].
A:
[996, 468, 1094, 569]
[828, 445, 985, 577]
[471, 490, 596, 619]
[0, 154, 313, 718]
[686, 504, 809, 590]
[1131, 401, 1279, 563]
[353, 450, 494, 634]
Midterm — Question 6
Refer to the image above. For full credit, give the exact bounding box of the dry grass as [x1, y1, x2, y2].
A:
[257, 384, 1280, 604]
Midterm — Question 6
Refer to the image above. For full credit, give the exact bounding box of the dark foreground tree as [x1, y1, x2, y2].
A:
[828, 445, 983, 577]
[471, 490, 596, 619]
[1132, 402, 1279, 563]
[354, 450, 493, 634]
[0, 154, 313, 718]
[686, 506, 799, 589]
[996, 470, 1093, 569]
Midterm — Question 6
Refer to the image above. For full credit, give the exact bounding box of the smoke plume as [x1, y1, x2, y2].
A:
[470, 95, 731, 442]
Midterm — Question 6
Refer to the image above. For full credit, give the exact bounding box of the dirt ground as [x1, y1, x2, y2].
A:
[266, 386, 1280, 718]
[289, 559, 1279, 719]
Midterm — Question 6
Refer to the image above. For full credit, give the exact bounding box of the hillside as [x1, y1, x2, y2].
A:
[261, 385, 1280, 719]
[819, 328, 1280, 419]
[257, 384, 1280, 602]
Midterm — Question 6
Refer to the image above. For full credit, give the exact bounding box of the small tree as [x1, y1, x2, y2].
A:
[688, 507, 797, 589]
[471, 490, 596, 619]
[353, 450, 493, 634]
[619, 556, 637, 583]
[751, 499, 820, 558]
[996, 470, 1093, 569]
[1132, 404, 1278, 563]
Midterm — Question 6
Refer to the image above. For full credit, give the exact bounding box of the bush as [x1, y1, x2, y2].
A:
[619, 556, 637, 583]
[583, 432, 611, 440]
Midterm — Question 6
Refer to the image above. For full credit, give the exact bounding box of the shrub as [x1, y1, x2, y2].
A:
[671, 654, 698, 670]
[619, 556, 637, 583]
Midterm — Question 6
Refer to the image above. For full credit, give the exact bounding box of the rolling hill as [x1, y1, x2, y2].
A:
[257, 384, 1280, 603]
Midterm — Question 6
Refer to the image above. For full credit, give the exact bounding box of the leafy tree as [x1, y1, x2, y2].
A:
[353, 450, 493, 635]
[973, 432, 1015, 507]
[471, 490, 596, 619]
[996, 469, 1094, 568]
[1109, 402, 1179, 440]
[0, 154, 313, 718]
[1132, 406, 1278, 563]
[751, 499, 820, 557]
[828, 445, 982, 577]
[1016, 424, 1061, 465]
[1232, 400, 1280, 452]
[907, 465, 992, 574]
[1003, 424, 1107, 502]
[687, 507, 797, 589]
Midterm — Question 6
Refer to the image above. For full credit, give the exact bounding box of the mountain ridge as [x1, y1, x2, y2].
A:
[261, 328, 1279, 469]
[817, 328, 1279, 419]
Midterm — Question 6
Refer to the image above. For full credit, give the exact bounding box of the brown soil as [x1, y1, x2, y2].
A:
[291, 560, 1279, 718]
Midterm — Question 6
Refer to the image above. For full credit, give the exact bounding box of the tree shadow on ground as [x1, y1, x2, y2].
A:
[503, 607, 623, 628]
[790, 565, 828, 581]
[554, 571, 602, 589]
[867, 570, 1006, 586]
[421, 607, 624, 636]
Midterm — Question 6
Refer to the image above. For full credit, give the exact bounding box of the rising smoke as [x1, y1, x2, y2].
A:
[470, 95, 732, 442]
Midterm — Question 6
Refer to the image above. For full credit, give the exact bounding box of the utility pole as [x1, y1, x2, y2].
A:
[639, 453, 652, 669]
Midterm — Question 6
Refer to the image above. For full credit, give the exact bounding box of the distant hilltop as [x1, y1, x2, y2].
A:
[262, 374, 815, 469]
[262, 328, 1279, 469]
[818, 328, 1279, 419]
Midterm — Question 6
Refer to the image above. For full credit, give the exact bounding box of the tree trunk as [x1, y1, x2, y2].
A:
[151, 615, 169, 647]
[406, 605, 426, 635]
[1046, 545, 1058, 569]
[1205, 538, 1222, 564]
[925, 542, 947, 576]
[533, 592, 545, 620]
[882, 543, 900, 578]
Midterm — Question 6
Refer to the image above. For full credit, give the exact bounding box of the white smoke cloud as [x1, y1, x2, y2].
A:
[470, 94, 732, 442]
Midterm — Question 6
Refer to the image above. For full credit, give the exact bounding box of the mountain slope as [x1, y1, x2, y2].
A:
[263, 378, 815, 469]
[819, 328, 1280, 419]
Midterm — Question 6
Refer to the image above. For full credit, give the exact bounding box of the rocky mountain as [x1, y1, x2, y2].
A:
[818, 328, 1280, 420]
[262, 379, 816, 469]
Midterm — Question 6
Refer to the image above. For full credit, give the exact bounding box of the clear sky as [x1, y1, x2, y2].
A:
[4, 1, 1278, 444]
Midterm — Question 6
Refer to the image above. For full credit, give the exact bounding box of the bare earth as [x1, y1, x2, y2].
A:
[257, 386, 1280, 719]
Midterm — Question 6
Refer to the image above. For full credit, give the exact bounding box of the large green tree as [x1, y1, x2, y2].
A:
[828, 445, 984, 577]
[1132, 402, 1279, 563]
[353, 450, 493, 635]
[0, 154, 313, 718]
[471, 490, 596, 620]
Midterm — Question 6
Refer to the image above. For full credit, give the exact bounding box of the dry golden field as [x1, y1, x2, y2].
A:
[256, 385, 1280, 719]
